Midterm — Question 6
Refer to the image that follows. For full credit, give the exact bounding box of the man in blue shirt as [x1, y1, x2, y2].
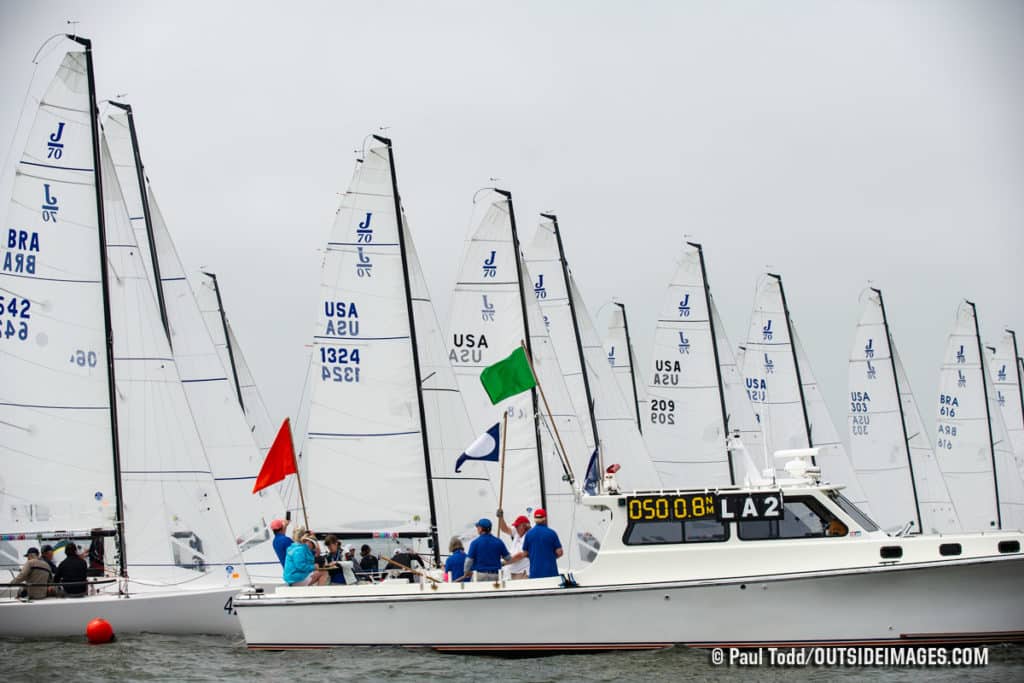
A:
[510, 508, 563, 579]
[464, 518, 509, 582]
[271, 519, 292, 566]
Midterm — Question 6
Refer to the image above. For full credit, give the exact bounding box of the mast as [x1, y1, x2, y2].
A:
[875, 287, 922, 532]
[693, 243, 735, 484]
[72, 34, 128, 577]
[202, 271, 246, 411]
[106, 101, 171, 347]
[545, 213, 601, 469]
[616, 302, 644, 434]
[498, 189, 547, 509]
[769, 272, 815, 463]
[377, 135, 440, 564]
[1010, 330, 1024, 433]
[969, 301, 1002, 529]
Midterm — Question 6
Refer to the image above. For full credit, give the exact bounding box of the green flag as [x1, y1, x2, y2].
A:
[480, 347, 537, 404]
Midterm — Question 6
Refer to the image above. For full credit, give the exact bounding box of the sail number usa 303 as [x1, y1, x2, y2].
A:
[624, 491, 784, 522]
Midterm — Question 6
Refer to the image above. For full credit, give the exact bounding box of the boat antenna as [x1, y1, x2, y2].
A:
[377, 135, 442, 564]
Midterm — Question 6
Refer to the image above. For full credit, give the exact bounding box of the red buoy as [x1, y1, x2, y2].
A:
[86, 618, 114, 644]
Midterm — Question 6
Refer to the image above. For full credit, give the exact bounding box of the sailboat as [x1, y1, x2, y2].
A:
[103, 104, 285, 583]
[935, 302, 1024, 531]
[0, 38, 244, 636]
[446, 190, 600, 567]
[989, 330, 1024, 475]
[740, 273, 872, 512]
[296, 136, 495, 565]
[643, 242, 762, 487]
[847, 288, 960, 534]
[523, 214, 660, 489]
[603, 302, 647, 434]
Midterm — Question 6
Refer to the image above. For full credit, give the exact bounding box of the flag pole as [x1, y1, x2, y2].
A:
[287, 419, 311, 531]
[519, 340, 575, 485]
[497, 411, 509, 541]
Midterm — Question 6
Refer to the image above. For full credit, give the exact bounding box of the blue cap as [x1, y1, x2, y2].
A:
[476, 518, 492, 530]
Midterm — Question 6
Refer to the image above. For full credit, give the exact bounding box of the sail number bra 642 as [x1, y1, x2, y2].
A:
[623, 491, 784, 522]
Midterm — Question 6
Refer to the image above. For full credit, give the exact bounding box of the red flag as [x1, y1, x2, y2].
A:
[252, 418, 297, 493]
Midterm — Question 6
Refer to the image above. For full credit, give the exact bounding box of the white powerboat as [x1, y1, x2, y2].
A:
[234, 452, 1024, 651]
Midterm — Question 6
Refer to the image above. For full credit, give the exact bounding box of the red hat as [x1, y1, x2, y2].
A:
[533, 508, 547, 519]
[512, 515, 530, 527]
[270, 519, 288, 531]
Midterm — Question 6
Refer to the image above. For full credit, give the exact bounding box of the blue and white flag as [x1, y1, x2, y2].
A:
[455, 422, 501, 473]
[583, 449, 600, 495]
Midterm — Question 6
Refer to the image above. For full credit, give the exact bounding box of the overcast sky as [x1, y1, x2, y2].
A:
[2, 1, 1022, 443]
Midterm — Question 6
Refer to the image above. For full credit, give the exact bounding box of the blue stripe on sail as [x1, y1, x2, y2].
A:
[326, 242, 400, 247]
[0, 400, 106, 410]
[308, 430, 420, 438]
[215, 475, 257, 481]
[181, 377, 228, 383]
[19, 160, 93, 172]
[0, 271, 100, 284]
[313, 335, 410, 341]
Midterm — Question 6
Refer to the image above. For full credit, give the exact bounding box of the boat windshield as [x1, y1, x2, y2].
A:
[828, 491, 879, 532]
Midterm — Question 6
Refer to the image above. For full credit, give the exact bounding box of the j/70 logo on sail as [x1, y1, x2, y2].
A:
[356, 247, 372, 277]
[866, 360, 877, 380]
[763, 353, 774, 374]
[956, 345, 966, 364]
[677, 331, 690, 355]
[534, 273, 546, 299]
[47, 122, 65, 159]
[762, 319, 773, 341]
[678, 294, 690, 317]
[864, 338, 874, 358]
[998, 364, 1007, 381]
[607, 346, 616, 367]
[481, 295, 495, 322]
[482, 250, 497, 278]
[356, 212, 373, 243]
[41, 184, 59, 222]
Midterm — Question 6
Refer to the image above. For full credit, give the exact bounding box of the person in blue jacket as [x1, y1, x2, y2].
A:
[464, 518, 509, 582]
[445, 537, 467, 582]
[506, 508, 563, 579]
[283, 534, 328, 586]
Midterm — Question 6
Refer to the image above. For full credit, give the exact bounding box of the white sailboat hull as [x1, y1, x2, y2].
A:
[236, 555, 1024, 650]
[0, 584, 240, 637]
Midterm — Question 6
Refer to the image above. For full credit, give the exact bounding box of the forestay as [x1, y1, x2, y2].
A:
[848, 289, 958, 533]
[100, 132, 246, 585]
[603, 303, 648, 434]
[105, 111, 283, 573]
[0, 52, 117, 538]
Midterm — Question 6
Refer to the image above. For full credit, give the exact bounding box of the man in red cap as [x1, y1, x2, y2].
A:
[497, 511, 531, 579]
[505, 508, 563, 579]
[270, 518, 292, 567]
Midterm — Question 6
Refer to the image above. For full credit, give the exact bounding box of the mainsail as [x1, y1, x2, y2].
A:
[848, 288, 959, 533]
[603, 302, 647, 434]
[740, 274, 871, 511]
[105, 106, 283, 574]
[644, 243, 735, 487]
[447, 190, 600, 566]
[301, 138, 495, 561]
[935, 302, 1024, 531]
[990, 330, 1024, 474]
[523, 215, 660, 490]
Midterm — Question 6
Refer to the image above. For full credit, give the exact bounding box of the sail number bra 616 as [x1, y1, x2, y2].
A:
[623, 491, 784, 522]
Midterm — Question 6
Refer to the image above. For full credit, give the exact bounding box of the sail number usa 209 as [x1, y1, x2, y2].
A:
[625, 491, 784, 522]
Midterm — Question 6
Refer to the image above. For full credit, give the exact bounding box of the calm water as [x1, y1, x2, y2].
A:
[1, 635, 1021, 682]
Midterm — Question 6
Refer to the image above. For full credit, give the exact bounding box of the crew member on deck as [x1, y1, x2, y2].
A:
[283, 534, 329, 586]
[54, 542, 88, 597]
[497, 511, 531, 579]
[464, 518, 509, 582]
[271, 519, 292, 566]
[13, 547, 52, 600]
[505, 508, 563, 579]
[445, 537, 467, 582]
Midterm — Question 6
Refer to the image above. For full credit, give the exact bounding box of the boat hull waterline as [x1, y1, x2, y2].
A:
[0, 585, 241, 637]
[235, 555, 1023, 650]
